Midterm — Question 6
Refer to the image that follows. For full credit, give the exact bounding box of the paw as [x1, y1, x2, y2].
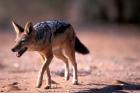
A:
[36, 81, 42, 88]
[44, 85, 51, 89]
[72, 80, 79, 85]
[65, 76, 70, 81]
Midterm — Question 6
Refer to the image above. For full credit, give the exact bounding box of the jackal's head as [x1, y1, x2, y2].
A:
[11, 21, 36, 57]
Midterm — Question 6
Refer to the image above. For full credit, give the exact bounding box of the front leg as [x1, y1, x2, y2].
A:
[44, 66, 51, 89]
[36, 54, 53, 88]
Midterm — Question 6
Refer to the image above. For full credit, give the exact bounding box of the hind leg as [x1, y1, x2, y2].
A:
[69, 53, 78, 85]
[64, 43, 78, 85]
[54, 49, 69, 80]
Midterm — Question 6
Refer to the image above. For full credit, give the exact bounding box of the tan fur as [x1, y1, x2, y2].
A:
[12, 21, 79, 89]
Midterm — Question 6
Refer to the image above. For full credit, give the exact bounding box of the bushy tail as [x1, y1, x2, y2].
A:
[75, 36, 89, 54]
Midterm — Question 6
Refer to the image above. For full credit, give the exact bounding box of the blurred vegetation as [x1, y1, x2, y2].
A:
[0, 0, 140, 30]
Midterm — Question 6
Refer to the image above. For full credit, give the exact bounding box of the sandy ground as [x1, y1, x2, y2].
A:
[0, 25, 140, 93]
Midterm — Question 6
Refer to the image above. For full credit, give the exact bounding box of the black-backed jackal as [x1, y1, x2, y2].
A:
[11, 20, 89, 89]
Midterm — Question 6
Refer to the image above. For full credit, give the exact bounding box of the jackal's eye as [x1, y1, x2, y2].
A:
[20, 38, 26, 44]
[21, 38, 26, 42]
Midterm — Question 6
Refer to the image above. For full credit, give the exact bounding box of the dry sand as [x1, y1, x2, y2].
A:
[0, 25, 140, 93]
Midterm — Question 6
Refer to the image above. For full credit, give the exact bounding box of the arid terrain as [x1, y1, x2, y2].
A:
[0, 25, 140, 93]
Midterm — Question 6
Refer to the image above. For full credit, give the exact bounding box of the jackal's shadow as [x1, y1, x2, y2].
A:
[75, 80, 140, 93]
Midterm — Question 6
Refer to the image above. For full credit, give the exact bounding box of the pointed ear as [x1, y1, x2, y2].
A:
[25, 21, 34, 35]
[12, 21, 24, 35]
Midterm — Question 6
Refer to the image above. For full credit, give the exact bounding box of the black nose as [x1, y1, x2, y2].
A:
[11, 48, 15, 52]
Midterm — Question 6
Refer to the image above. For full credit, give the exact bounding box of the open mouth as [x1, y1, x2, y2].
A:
[16, 47, 28, 57]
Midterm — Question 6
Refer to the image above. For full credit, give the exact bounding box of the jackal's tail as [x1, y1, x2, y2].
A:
[75, 36, 89, 54]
